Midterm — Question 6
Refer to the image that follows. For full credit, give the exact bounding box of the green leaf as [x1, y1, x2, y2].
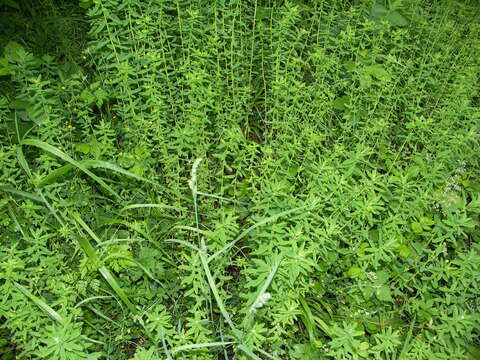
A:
[79, 0, 93, 9]
[347, 266, 362, 278]
[4, 41, 27, 63]
[386, 11, 408, 26]
[76, 143, 91, 154]
[290, 344, 323, 360]
[0, 58, 13, 76]
[397, 244, 412, 258]
[419, 216, 434, 228]
[9, 100, 32, 110]
[370, 3, 408, 27]
[411, 221, 423, 233]
[0, 0, 20, 9]
[132, 347, 158, 360]
[376, 285, 393, 302]
[406, 165, 420, 178]
[466, 344, 480, 360]
[332, 96, 350, 111]
[364, 65, 391, 82]
[370, 3, 389, 18]
[463, 181, 480, 193]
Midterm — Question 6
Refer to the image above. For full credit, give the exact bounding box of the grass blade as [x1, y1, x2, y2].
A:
[74, 296, 114, 309]
[88, 305, 121, 326]
[98, 266, 137, 315]
[81, 335, 104, 345]
[96, 218, 176, 267]
[164, 239, 200, 252]
[37, 163, 75, 186]
[16, 146, 32, 179]
[72, 213, 137, 315]
[74, 233, 99, 263]
[7, 205, 25, 237]
[171, 342, 234, 354]
[161, 329, 174, 360]
[243, 258, 282, 329]
[398, 317, 415, 360]
[80, 159, 157, 186]
[209, 203, 314, 262]
[121, 203, 180, 212]
[237, 344, 263, 360]
[97, 238, 146, 247]
[73, 212, 102, 244]
[38, 190, 64, 226]
[37, 158, 176, 197]
[0, 186, 42, 203]
[21, 139, 121, 200]
[175, 225, 209, 237]
[14, 282, 64, 324]
[299, 297, 317, 343]
[197, 191, 248, 205]
[199, 251, 239, 336]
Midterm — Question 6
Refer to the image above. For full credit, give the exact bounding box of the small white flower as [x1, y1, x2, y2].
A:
[252, 292, 271, 311]
[189, 158, 203, 195]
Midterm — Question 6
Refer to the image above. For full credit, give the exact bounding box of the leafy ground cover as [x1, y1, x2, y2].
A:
[1, 0, 480, 359]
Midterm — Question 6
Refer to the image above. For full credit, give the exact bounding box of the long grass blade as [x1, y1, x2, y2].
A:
[81, 335, 105, 345]
[16, 146, 32, 179]
[199, 251, 239, 336]
[0, 186, 42, 203]
[175, 225, 209, 237]
[398, 317, 415, 360]
[171, 342, 234, 354]
[161, 329, 174, 360]
[98, 266, 137, 315]
[299, 297, 317, 343]
[209, 204, 314, 262]
[79, 159, 158, 186]
[37, 159, 176, 197]
[37, 163, 75, 186]
[88, 305, 121, 326]
[243, 258, 282, 329]
[71, 213, 137, 315]
[121, 203, 180, 212]
[39, 190, 64, 226]
[7, 205, 25, 237]
[237, 344, 263, 360]
[96, 218, 176, 267]
[21, 139, 121, 200]
[164, 239, 200, 252]
[73, 212, 101, 244]
[14, 282, 64, 324]
[74, 296, 114, 309]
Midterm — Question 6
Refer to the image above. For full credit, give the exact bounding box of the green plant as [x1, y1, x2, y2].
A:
[1, 0, 480, 359]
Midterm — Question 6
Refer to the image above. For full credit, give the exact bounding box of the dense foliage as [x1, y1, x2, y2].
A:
[1, 0, 480, 359]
